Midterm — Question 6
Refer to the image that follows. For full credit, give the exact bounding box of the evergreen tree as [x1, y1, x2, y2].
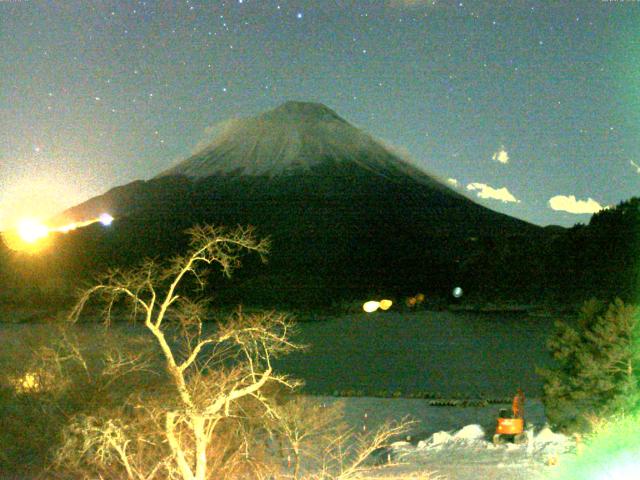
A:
[539, 298, 640, 432]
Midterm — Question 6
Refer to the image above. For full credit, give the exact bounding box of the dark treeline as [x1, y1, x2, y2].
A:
[457, 197, 640, 307]
[0, 172, 638, 311]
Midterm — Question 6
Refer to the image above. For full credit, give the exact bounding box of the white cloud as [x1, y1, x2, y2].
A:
[466, 182, 520, 203]
[492, 147, 509, 164]
[548, 195, 606, 214]
[630, 160, 640, 174]
[380, 141, 414, 162]
[447, 178, 460, 188]
[191, 118, 240, 155]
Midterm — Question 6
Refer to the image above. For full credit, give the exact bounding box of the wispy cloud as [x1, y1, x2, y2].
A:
[191, 119, 240, 155]
[492, 146, 509, 164]
[548, 195, 606, 214]
[447, 178, 460, 188]
[466, 182, 520, 203]
[630, 160, 640, 174]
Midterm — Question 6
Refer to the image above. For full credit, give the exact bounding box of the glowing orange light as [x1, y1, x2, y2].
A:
[17, 219, 49, 244]
[2, 212, 114, 253]
[415, 293, 425, 303]
[2, 224, 52, 254]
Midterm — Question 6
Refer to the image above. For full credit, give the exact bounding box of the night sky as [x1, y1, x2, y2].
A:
[1, 0, 639, 230]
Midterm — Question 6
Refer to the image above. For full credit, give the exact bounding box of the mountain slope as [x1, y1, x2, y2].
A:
[55, 101, 544, 305]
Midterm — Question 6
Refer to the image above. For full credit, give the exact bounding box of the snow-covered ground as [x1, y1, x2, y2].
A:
[312, 396, 576, 480]
[0, 311, 571, 479]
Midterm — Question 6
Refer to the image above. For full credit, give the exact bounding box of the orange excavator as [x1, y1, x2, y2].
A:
[493, 388, 527, 444]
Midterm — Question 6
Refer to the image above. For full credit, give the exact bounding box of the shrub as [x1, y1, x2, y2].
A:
[539, 298, 640, 432]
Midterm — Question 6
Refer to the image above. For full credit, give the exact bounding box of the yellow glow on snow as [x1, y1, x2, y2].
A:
[363, 301, 381, 313]
[13, 372, 42, 393]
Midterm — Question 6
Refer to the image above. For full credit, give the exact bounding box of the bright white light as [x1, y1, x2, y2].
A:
[99, 213, 114, 226]
[591, 452, 640, 480]
[452, 287, 463, 298]
[363, 301, 380, 313]
[17, 219, 49, 244]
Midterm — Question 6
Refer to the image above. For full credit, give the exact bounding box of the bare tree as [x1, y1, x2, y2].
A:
[61, 225, 301, 480]
[311, 418, 417, 480]
[52, 224, 430, 480]
[273, 397, 348, 479]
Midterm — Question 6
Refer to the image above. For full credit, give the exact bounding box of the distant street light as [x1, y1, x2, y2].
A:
[99, 213, 114, 226]
[363, 301, 381, 313]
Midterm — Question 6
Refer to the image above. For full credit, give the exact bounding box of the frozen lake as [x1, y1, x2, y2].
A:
[274, 310, 555, 399]
[0, 309, 557, 399]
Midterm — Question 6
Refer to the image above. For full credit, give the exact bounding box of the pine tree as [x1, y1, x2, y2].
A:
[539, 298, 640, 432]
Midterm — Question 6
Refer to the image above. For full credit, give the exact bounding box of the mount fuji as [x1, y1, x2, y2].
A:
[55, 101, 543, 305]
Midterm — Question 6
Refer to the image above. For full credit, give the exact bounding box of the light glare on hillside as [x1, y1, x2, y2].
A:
[17, 219, 49, 244]
[2, 213, 114, 253]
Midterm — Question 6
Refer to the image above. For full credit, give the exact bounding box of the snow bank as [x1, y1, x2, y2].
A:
[415, 425, 486, 451]
[453, 424, 485, 440]
[534, 426, 570, 445]
[393, 423, 575, 470]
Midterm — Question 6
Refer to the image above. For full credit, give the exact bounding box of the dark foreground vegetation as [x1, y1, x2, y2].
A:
[0, 226, 413, 480]
[540, 298, 640, 433]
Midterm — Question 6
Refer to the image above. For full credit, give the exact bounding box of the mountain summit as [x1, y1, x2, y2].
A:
[158, 101, 443, 188]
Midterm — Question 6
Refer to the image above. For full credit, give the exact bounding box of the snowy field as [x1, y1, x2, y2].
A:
[310, 396, 575, 480]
